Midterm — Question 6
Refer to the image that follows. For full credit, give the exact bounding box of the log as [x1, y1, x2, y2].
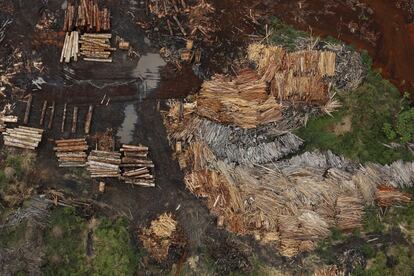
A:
[82, 33, 112, 39]
[16, 126, 44, 133]
[61, 103, 67, 132]
[85, 105, 93, 134]
[71, 106, 78, 133]
[55, 138, 86, 144]
[54, 145, 89, 152]
[23, 94, 32, 125]
[4, 133, 41, 143]
[40, 100, 47, 126]
[122, 144, 149, 151]
[6, 129, 43, 138]
[60, 33, 69, 63]
[3, 136, 39, 147]
[173, 15, 186, 36]
[83, 58, 112, 63]
[4, 141, 36, 150]
[48, 101, 55, 130]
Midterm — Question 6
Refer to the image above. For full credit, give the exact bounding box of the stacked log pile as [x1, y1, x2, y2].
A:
[120, 144, 155, 187]
[54, 138, 88, 167]
[60, 31, 79, 63]
[247, 43, 336, 104]
[79, 33, 113, 62]
[3, 126, 43, 150]
[87, 150, 121, 178]
[196, 69, 282, 128]
[0, 115, 17, 132]
[63, 0, 110, 32]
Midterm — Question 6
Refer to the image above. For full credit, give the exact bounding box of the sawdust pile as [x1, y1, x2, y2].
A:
[139, 213, 180, 262]
[248, 43, 335, 104]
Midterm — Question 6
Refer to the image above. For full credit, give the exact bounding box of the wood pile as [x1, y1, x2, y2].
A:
[120, 144, 155, 187]
[63, 0, 110, 32]
[54, 138, 88, 168]
[196, 69, 282, 128]
[376, 185, 412, 207]
[0, 115, 17, 132]
[247, 43, 336, 104]
[87, 150, 121, 178]
[148, 0, 187, 18]
[3, 126, 43, 150]
[60, 31, 79, 63]
[79, 33, 114, 62]
[139, 213, 178, 262]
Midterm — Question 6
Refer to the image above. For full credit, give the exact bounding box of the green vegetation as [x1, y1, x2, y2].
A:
[269, 18, 414, 164]
[269, 17, 310, 51]
[296, 53, 414, 164]
[43, 207, 89, 275]
[0, 220, 27, 248]
[43, 207, 138, 275]
[91, 218, 137, 276]
[353, 246, 414, 276]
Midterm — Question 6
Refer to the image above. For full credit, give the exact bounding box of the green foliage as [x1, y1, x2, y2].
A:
[91, 218, 137, 276]
[363, 206, 384, 234]
[0, 221, 27, 248]
[383, 123, 397, 140]
[395, 108, 414, 143]
[43, 207, 89, 276]
[0, 170, 7, 191]
[5, 155, 23, 178]
[296, 54, 414, 164]
[43, 208, 138, 276]
[269, 17, 310, 51]
[353, 246, 414, 276]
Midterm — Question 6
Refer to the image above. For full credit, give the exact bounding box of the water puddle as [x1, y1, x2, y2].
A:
[132, 53, 166, 99]
[117, 104, 138, 144]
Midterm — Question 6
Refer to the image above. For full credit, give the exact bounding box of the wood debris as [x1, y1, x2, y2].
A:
[139, 213, 178, 261]
[3, 126, 43, 150]
[87, 150, 121, 178]
[54, 138, 88, 168]
[120, 144, 155, 187]
[248, 43, 336, 104]
[196, 68, 282, 128]
[376, 185, 412, 207]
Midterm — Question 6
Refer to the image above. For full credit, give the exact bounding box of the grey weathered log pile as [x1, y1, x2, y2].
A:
[120, 144, 155, 187]
[3, 126, 43, 150]
[54, 138, 88, 167]
[87, 150, 121, 178]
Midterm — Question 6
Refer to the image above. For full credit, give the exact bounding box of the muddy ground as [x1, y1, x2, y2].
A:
[2, 0, 414, 274]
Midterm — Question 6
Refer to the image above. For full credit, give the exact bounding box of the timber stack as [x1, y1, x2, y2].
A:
[63, 0, 111, 32]
[54, 138, 88, 167]
[3, 126, 43, 150]
[61, 0, 113, 63]
[0, 115, 17, 132]
[87, 150, 121, 178]
[120, 144, 155, 187]
[79, 33, 114, 62]
[60, 31, 80, 63]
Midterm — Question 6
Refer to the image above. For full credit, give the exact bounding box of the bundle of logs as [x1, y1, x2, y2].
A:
[87, 150, 121, 178]
[60, 31, 79, 63]
[79, 33, 114, 62]
[54, 138, 88, 167]
[63, 0, 110, 32]
[120, 144, 155, 187]
[0, 115, 17, 132]
[3, 126, 43, 150]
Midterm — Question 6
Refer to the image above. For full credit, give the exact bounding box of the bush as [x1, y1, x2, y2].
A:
[91, 218, 137, 276]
